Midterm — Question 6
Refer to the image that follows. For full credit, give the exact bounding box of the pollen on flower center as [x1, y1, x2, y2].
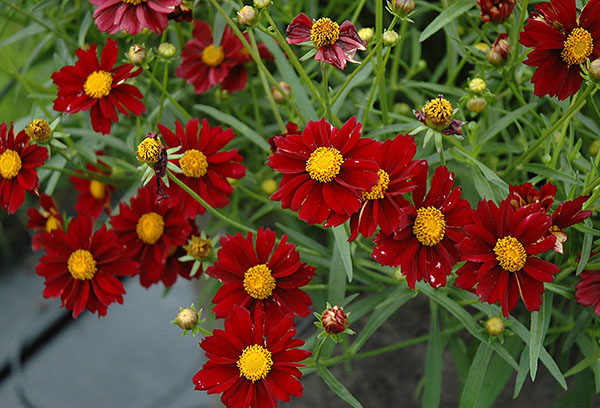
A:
[45, 216, 59, 233]
[306, 146, 344, 183]
[83, 70, 113, 99]
[202, 45, 225, 66]
[413, 206, 446, 246]
[185, 235, 212, 260]
[122, 0, 147, 4]
[136, 212, 165, 245]
[0, 149, 22, 179]
[243, 264, 276, 299]
[310, 18, 340, 49]
[180, 149, 208, 178]
[424, 97, 454, 129]
[237, 344, 273, 382]
[561, 27, 593, 66]
[362, 169, 390, 201]
[494, 236, 526, 272]
[137, 137, 161, 164]
[67, 249, 97, 280]
[89, 180, 106, 200]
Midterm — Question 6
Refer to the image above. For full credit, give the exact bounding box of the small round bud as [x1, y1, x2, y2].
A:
[127, 44, 146, 65]
[261, 178, 278, 195]
[474, 42, 490, 53]
[391, 0, 416, 17]
[542, 154, 552, 164]
[271, 81, 291, 103]
[466, 96, 487, 113]
[176, 308, 198, 330]
[485, 316, 505, 336]
[469, 78, 486, 94]
[137, 137, 161, 164]
[383, 30, 399, 47]
[358, 27, 374, 43]
[416, 59, 427, 71]
[25, 119, 52, 143]
[394, 102, 411, 115]
[253, 0, 272, 9]
[487, 34, 510, 66]
[589, 140, 600, 156]
[185, 235, 213, 260]
[157, 42, 177, 59]
[590, 59, 600, 82]
[237, 5, 257, 27]
[321, 305, 349, 335]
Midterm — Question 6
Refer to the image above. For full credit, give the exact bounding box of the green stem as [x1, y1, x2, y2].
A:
[331, 42, 382, 105]
[362, 46, 392, 124]
[157, 62, 169, 125]
[313, 337, 327, 363]
[41, 165, 120, 185]
[321, 63, 333, 122]
[145, 69, 192, 119]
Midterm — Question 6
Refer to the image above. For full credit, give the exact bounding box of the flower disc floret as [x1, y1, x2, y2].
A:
[243, 264, 276, 299]
[362, 169, 390, 201]
[26, 119, 52, 142]
[306, 146, 344, 183]
[89, 180, 106, 200]
[310, 18, 340, 49]
[83, 70, 113, 99]
[122, 0, 147, 4]
[561, 28, 593, 66]
[136, 212, 165, 245]
[201, 45, 225, 67]
[424, 97, 454, 129]
[45, 216, 60, 233]
[67, 249, 97, 280]
[179, 149, 208, 178]
[185, 235, 212, 260]
[494, 236, 527, 272]
[413, 206, 446, 246]
[0, 149, 21, 179]
[236, 344, 273, 382]
[137, 138, 161, 164]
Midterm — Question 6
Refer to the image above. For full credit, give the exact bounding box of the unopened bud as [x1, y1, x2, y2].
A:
[253, 0, 272, 9]
[466, 96, 487, 113]
[487, 34, 510, 66]
[237, 5, 257, 27]
[589, 140, 600, 156]
[25, 119, 52, 143]
[542, 153, 552, 164]
[358, 27, 374, 43]
[157, 42, 177, 59]
[261, 178, 278, 195]
[321, 305, 349, 334]
[590, 59, 600, 82]
[391, 0, 416, 17]
[271, 81, 291, 103]
[383, 30, 399, 47]
[485, 316, 505, 336]
[469, 78, 486, 94]
[128, 44, 146, 65]
[176, 308, 198, 330]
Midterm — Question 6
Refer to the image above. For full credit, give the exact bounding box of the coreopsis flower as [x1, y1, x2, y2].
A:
[70, 156, 116, 219]
[371, 165, 472, 289]
[286, 13, 366, 70]
[519, 0, 600, 100]
[27, 194, 63, 251]
[455, 199, 560, 317]
[89, 0, 181, 35]
[193, 306, 310, 408]
[110, 185, 192, 288]
[161, 221, 201, 286]
[267, 116, 379, 227]
[576, 267, 600, 317]
[52, 39, 145, 135]
[508, 181, 556, 212]
[168, 1, 193, 22]
[158, 118, 246, 219]
[349, 134, 426, 241]
[477, 0, 516, 24]
[206, 227, 316, 329]
[35, 214, 139, 318]
[0, 123, 48, 214]
[25, 119, 52, 144]
[414, 94, 462, 135]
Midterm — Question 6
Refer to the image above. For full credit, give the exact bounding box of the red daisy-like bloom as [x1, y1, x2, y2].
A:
[27, 194, 64, 251]
[194, 306, 310, 408]
[0, 123, 48, 214]
[576, 267, 600, 317]
[519, 0, 600, 100]
[158, 118, 246, 219]
[69, 155, 116, 219]
[477, 0, 516, 24]
[349, 134, 426, 241]
[267, 116, 379, 227]
[455, 199, 560, 317]
[110, 185, 192, 288]
[89, 0, 181, 35]
[286, 13, 366, 70]
[52, 38, 146, 134]
[35, 214, 139, 318]
[371, 164, 472, 289]
[206, 227, 315, 329]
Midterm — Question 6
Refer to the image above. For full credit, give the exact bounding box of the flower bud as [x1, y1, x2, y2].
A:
[321, 305, 349, 334]
[271, 81, 291, 103]
[254, 0, 272, 9]
[127, 44, 146, 65]
[589, 140, 600, 156]
[157, 42, 177, 59]
[487, 33, 510, 66]
[468, 78, 486, 94]
[358, 27, 374, 43]
[185, 235, 212, 260]
[25, 119, 52, 143]
[237, 5, 257, 27]
[477, 0, 516, 24]
[590, 59, 600, 82]
[466, 96, 487, 113]
[137, 136, 161, 164]
[261, 178, 278, 195]
[175, 307, 198, 330]
[391, 0, 416, 17]
[485, 316, 505, 336]
[383, 30, 399, 47]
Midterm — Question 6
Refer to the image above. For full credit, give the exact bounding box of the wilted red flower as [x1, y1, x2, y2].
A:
[576, 267, 600, 317]
[286, 13, 366, 70]
[193, 306, 310, 408]
[89, 0, 181, 35]
[349, 134, 425, 240]
[372, 165, 472, 289]
[158, 118, 246, 219]
[321, 305, 349, 334]
[455, 199, 560, 317]
[519, 0, 600, 100]
[70, 156, 116, 219]
[206, 227, 315, 329]
[27, 194, 63, 251]
[52, 39, 146, 134]
[477, 0, 516, 24]
[35, 214, 139, 318]
[267, 116, 379, 227]
[110, 185, 191, 288]
[0, 123, 48, 214]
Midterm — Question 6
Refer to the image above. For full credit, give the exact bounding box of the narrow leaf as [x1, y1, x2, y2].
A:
[419, 0, 476, 42]
[529, 310, 544, 381]
[332, 225, 353, 282]
[459, 342, 493, 408]
[317, 366, 363, 408]
[424, 301, 443, 408]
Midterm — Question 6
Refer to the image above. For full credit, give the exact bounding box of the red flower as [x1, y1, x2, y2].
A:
[349, 134, 425, 241]
[0, 123, 48, 214]
[110, 185, 191, 288]
[519, 0, 600, 100]
[70, 156, 116, 219]
[576, 267, 600, 317]
[267, 116, 379, 227]
[27, 194, 64, 251]
[477, 0, 516, 24]
[162, 221, 202, 286]
[455, 199, 560, 317]
[158, 118, 246, 219]
[193, 306, 310, 408]
[286, 13, 366, 70]
[508, 181, 556, 212]
[52, 38, 146, 134]
[35, 214, 138, 318]
[89, 0, 181, 35]
[371, 165, 472, 289]
[206, 227, 315, 329]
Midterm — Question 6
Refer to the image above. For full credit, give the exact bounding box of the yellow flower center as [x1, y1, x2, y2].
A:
[137, 138, 161, 164]
[185, 235, 212, 260]
[424, 97, 454, 129]
[494, 236, 527, 272]
[0, 149, 21, 179]
[561, 27, 593, 66]
[67, 249, 97, 280]
[243, 264, 276, 300]
[413, 206, 446, 246]
[122, 0, 147, 4]
[310, 18, 340, 49]
[361, 169, 390, 201]
[237, 344, 273, 382]
[136, 212, 165, 245]
[83, 70, 113, 99]
[306, 146, 344, 183]
[180, 149, 208, 178]
[25, 119, 52, 142]
[89, 180, 106, 200]
[45, 216, 60, 233]
[202, 45, 225, 66]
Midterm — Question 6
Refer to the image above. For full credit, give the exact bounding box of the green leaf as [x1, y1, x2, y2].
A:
[513, 345, 530, 398]
[459, 342, 493, 408]
[332, 225, 353, 282]
[332, 61, 373, 115]
[523, 164, 576, 183]
[529, 309, 544, 381]
[480, 103, 538, 144]
[328, 244, 347, 305]
[275, 223, 328, 255]
[77, 11, 93, 48]
[454, 149, 508, 196]
[316, 366, 363, 408]
[424, 301, 443, 408]
[419, 0, 476, 42]
[562, 311, 593, 352]
[564, 347, 600, 377]
[577, 218, 593, 275]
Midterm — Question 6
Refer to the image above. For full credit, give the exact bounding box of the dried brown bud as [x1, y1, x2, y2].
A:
[321, 305, 349, 334]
